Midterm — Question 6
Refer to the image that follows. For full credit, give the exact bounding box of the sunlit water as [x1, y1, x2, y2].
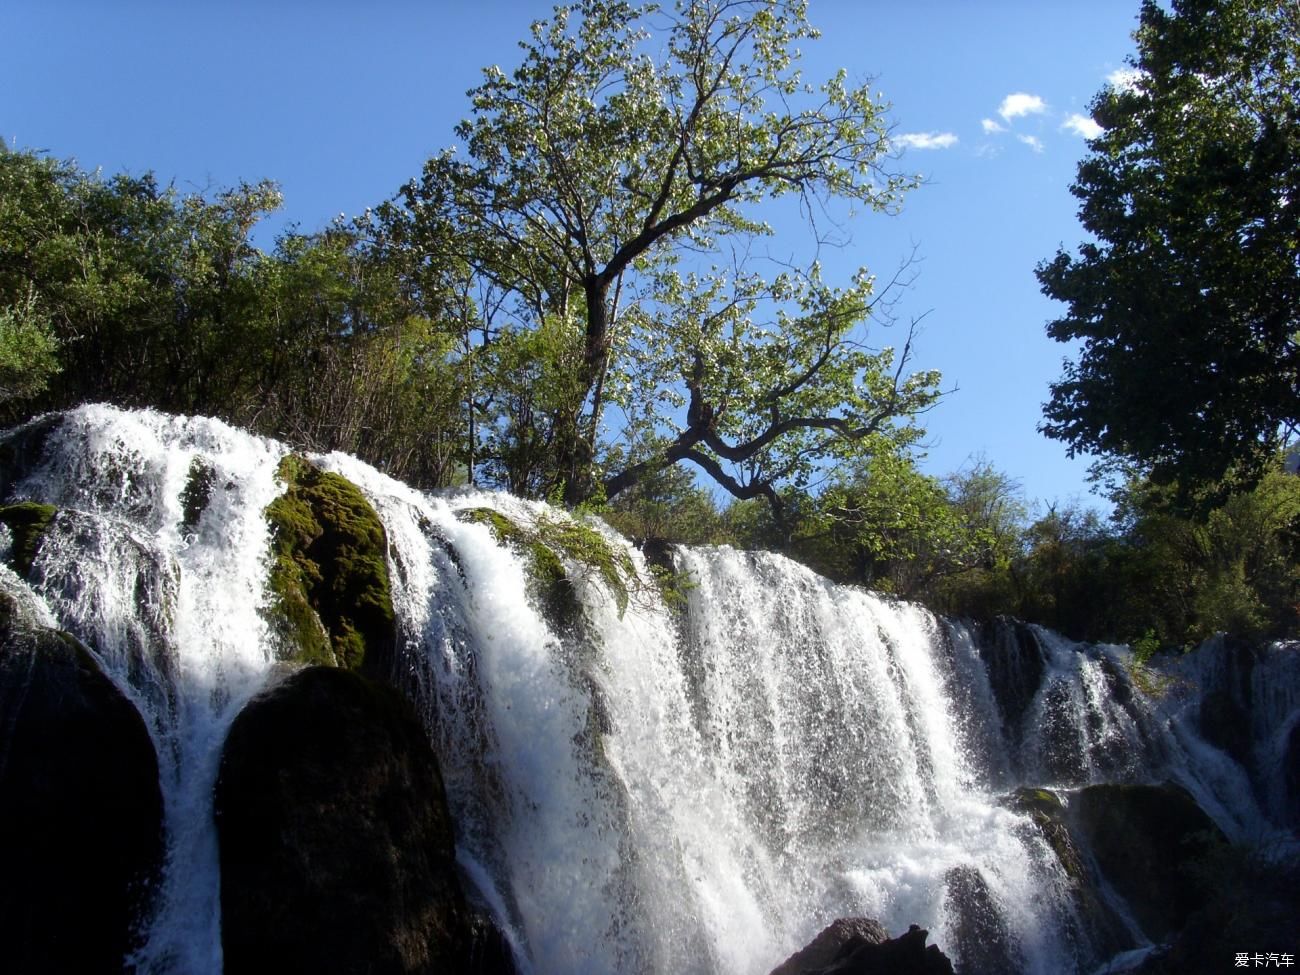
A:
[1, 405, 1292, 974]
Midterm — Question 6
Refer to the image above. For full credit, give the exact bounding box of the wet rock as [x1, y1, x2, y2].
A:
[0, 590, 163, 974]
[770, 918, 889, 975]
[770, 920, 953, 975]
[215, 665, 515, 975]
[943, 865, 1021, 975]
[1073, 783, 1228, 942]
[1003, 787, 1131, 963]
[0, 501, 57, 576]
[972, 619, 1046, 750]
[264, 456, 397, 677]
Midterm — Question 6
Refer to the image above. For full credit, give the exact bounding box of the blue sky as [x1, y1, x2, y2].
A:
[3, 1, 1143, 511]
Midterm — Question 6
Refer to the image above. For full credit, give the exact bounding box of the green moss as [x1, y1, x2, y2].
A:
[0, 502, 58, 577]
[536, 516, 635, 618]
[264, 456, 396, 675]
[1004, 787, 1085, 882]
[457, 507, 636, 625]
[460, 507, 527, 546]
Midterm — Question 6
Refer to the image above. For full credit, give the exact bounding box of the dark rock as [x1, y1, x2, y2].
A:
[1002, 787, 1132, 963]
[1194, 636, 1260, 769]
[770, 920, 953, 975]
[1123, 844, 1300, 975]
[1073, 783, 1228, 942]
[0, 590, 164, 974]
[770, 918, 888, 975]
[264, 455, 397, 677]
[973, 619, 1046, 750]
[179, 456, 215, 534]
[943, 866, 1021, 975]
[0, 412, 59, 498]
[1285, 720, 1300, 828]
[0, 501, 58, 575]
[215, 665, 516, 975]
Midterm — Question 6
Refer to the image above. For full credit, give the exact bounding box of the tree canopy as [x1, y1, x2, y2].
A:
[1037, 0, 1300, 504]
[399, 0, 941, 518]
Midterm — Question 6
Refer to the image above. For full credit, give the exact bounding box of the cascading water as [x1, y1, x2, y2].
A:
[1, 406, 288, 972]
[1, 405, 1294, 975]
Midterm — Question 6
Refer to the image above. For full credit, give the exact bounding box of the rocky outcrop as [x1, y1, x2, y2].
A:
[0, 501, 57, 575]
[770, 918, 890, 975]
[942, 866, 1021, 975]
[0, 590, 164, 974]
[1072, 783, 1228, 942]
[215, 665, 515, 975]
[770, 919, 954, 975]
[971, 619, 1046, 751]
[264, 456, 397, 677]
[1003, 786, 1130, 962]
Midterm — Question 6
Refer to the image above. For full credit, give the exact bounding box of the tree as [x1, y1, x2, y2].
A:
[0, 291, 60, 404]
[0, 143, 281, 421]
[1037, 0, 1300, 503]
[400, 0, 941, 518]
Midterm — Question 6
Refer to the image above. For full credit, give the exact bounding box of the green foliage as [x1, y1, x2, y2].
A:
[459, 505, 637, 620]
[601, 463, 729, 546]
[0, 142, 280, 422]
[400, 0, 941, 512]
[264, 456, 396, 673]
[1115, 463, 1300, 644]
[1037, 0, 1300, 504]
[793, 450, 975, 596]
[0, 291, 60, 404]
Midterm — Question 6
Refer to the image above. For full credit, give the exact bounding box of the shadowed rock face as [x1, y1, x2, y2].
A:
[943, 866, 1022, 975]
[769, 919, 954, 975]
[1073, 783, 1228, 942]
[971, 619, 1046, 752]
[0, 592, 164, 975]
[215, 665, 516, 975]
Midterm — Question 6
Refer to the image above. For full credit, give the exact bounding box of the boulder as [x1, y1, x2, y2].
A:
[0, 590, 164, 974]
[1072, 783, 1227, 942]
[1002, 787, 1130, 962]
[215, 665, 515, 975]
[942, 866, 1021, 975]
[263, 456, 397, 677]
[770, 919, 953, 975]
[0, 501, 57, 576]
[769, 918, 889, 975]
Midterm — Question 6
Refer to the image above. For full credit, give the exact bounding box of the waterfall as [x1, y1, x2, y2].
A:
[1, 405, 1294, 975]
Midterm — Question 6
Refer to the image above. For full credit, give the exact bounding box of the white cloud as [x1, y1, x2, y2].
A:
[1062, 113, 1103, 139]
[1106, 68, 1143, 92]
[998, 92, 1047, 123]
[895, 131, 959, 150]
[981, 118, 1006, 134]
[1017, 134, 1045, 153]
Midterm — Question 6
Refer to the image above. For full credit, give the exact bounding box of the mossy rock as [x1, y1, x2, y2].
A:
[1001, 786, 1131, 962]
[458, 506, 635, 630]
[264, 456, 396, 677]
[1003, 787, 1083, 882]
[0, 502, 58, 577]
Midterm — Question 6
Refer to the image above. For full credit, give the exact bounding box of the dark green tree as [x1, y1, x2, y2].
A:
[1037, 0, 1299, 503]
